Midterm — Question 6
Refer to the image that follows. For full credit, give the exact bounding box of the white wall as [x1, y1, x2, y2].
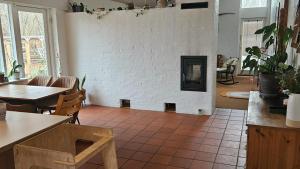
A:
[65, 1, 218, 115]
[218, 0, 240, 60]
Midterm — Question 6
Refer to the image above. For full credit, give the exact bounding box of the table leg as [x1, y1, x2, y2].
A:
[101, 140, 118, 169]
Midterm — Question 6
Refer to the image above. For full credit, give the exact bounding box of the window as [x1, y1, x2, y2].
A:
[18, 9, 50, 77]
[241, 0, 268, 8]
[240, 20, 264, 71]
[0, 3, 15, 73]
[0, 3, 54, 78]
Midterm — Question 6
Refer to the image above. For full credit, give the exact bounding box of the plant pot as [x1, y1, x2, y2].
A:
[286, 94, 300, 128]
[0, 74, 5, 83]
[12, 72, 21, 80]
[259, 73, 280, 99]
[72, 5, 77, 12]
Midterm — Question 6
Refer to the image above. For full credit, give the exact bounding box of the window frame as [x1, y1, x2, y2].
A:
[241, 0, 268, 8]
[239, 18, 266, 74]
[0, 2, 56, 78]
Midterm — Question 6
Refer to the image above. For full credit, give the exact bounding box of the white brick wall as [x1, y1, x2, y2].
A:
[65, 1, 218, 115]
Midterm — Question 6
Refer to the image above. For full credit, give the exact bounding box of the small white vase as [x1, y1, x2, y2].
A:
[13, 72, 20, 80]
[286, 94, 300, 128]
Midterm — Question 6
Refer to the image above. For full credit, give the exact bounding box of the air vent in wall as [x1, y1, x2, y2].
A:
[181, 2, 208, 9]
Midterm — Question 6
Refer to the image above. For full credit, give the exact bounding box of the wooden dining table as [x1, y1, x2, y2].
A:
[0, 85, 70, 112]
[0, 111, 70, 169]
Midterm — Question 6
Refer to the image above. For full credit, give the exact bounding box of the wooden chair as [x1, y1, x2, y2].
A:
[27, 76, 53, 86]
[39, 76, 79, 113]
[52, 91, 83, 124]
[217, 57, 239, 85]
[6, 104, 37, 113]
[50, 76, 79, 91]
[0, 100, 37, 113]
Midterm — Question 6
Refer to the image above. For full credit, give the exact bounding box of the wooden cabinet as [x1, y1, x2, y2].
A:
[247, 92, 300, 169]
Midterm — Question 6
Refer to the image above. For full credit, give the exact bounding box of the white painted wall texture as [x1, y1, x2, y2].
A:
[218, 0, 240, 59]
[65, 1, 218, 115]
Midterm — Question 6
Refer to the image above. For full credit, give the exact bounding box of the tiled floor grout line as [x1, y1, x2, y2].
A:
[236, 110, 248, 169]
[79, 107, 247, 169]
[211, 109, 235, 169]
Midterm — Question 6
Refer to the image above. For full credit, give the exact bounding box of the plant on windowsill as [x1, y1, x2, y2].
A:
[242, 22, 293, 99]
[278, 65, 300, 128]
[0, 72, 5, 83]
[9, 60, 22, 80]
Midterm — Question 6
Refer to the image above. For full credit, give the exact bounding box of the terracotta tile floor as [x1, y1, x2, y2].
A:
[78, 106, 247, 169]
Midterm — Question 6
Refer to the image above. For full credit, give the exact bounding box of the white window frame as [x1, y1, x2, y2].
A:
[241, 0, 268, 9]
[0, 1, 57, 77]
[12, 5, 53, 77]
[239, 18, 265, 74]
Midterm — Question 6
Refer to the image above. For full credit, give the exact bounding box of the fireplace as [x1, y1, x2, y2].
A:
[181, 56, 207, 92]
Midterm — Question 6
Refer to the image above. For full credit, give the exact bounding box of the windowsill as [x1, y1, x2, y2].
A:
[0, 78, 29, 86]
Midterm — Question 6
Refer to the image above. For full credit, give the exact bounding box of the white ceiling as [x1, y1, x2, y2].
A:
[112, 0, 157, 8]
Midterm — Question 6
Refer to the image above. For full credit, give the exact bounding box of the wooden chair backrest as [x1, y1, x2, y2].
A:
[0, 100, 37, 113]
[6, 104, 37, 113]
[53, 91, 83, 116]
[50, 76, 79, 91]
[27, 76, 53, 86]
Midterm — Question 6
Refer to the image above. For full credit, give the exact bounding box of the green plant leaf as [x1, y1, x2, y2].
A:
[283, 27, 293, 45]
[265, 36, 274, 49]
[255, 28, 265, 34]
[81, 74, 86, 89]
[252, 46, 261, 58]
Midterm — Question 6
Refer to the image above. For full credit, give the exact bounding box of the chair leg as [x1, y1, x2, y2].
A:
[76, 117, 81, 125]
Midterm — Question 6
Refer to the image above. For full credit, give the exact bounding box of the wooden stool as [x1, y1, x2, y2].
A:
[14, 124, 118, 169]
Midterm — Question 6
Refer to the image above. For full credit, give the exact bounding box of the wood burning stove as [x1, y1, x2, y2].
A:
[181, 56, 207, 92]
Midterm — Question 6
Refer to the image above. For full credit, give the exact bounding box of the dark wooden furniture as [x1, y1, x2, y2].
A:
[0, 111, 70, 169]
[247, 91, 300, 169]
[0, 85, 70, 112]
[217, 65, 238, 85]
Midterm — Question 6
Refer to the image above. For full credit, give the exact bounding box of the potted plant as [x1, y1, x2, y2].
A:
[242, 23, 293, 98]
[78, 75, 87, 106]
[69, 2, 85, 12]
[0, 72, 5, 83]
[9, 60, 22, 80]
[278, 66, 300, 127]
